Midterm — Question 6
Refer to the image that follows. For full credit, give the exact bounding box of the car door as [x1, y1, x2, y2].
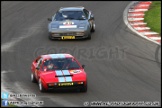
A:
[31, 56, 41, 73]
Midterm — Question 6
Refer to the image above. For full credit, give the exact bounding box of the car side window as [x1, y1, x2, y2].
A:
[54, 11, 61, 21]
[83, 9, 89, 19]
[68, 58, 80, 69]
[36, 58, 43, 69]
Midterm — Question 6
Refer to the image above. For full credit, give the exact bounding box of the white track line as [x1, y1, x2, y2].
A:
[141, 32, 159, 35]
[130, 22, 147, 25]
[128, 18, 144, 21]
[1, 37, 26, 52]
[129, 9, 148, 12]
[2, 70, 14, 74]
[134, 27, 150, 30]
[128, 13, 144, 16]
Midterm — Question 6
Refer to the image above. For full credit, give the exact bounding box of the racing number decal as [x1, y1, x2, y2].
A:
[63, 20, 74, 25]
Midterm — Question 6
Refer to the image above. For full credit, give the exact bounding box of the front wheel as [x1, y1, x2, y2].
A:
[31, 72, 37, 83]
[38, 79, 46, 92]
[49, 33, 54, 40]
[80, 84, 87, 92]
[91, 22, 95, 32]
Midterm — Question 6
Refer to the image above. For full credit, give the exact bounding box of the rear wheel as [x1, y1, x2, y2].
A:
[49, 33, 54, 40]
[31, 73, 37, 83]
[38, 79, 46, 92]
[91, 22, 95, 32]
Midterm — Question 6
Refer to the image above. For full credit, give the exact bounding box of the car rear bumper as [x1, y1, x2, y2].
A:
[50, 35, 89, 40]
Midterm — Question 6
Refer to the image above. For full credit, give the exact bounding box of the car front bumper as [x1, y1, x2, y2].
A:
[47, 81, 86, 90]
[49, 30, 90, 40]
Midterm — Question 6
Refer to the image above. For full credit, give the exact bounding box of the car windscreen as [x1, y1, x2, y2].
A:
[42, 58, 81, 71]
[54, 11, 86, 21]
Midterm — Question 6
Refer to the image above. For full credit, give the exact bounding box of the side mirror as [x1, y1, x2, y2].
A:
[47, 18, 52, 21]
[82, 65, 85, 68]
[90, 14, 94, 20]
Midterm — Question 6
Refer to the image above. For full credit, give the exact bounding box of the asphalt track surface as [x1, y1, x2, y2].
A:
[1, 1, 161, 107]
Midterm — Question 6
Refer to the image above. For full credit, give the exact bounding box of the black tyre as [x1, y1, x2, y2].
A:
[31, 72, 37, 83]
[38, 79, 46, 92]
[80, 84, 87, 92]
[91, 23, 95, 32]
[49, 33, 54, 40]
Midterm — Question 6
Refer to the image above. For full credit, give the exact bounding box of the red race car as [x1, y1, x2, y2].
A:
[31, 53, 87, 92]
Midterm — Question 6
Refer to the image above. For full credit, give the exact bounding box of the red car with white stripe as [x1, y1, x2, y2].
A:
[31, 54, 87, 92]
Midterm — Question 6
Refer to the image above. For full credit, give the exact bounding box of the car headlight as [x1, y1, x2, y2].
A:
[52, 33, 60, 36]
[51, 24, 57, 29]
[79, 26, 85, 28]
[76, 32, 85, 36]
[77, 81, 84, 84]
[78, 24, 86, 28]
[48, 83, 57, 86]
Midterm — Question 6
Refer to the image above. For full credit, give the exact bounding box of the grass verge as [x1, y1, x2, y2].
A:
[144, 1, 161, 36]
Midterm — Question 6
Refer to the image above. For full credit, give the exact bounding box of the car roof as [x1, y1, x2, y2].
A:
[41, 53, 73, 59]
[59, 6, 84, 11]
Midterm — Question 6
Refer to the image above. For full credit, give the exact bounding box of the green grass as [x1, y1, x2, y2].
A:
[144, 1, 161, 36]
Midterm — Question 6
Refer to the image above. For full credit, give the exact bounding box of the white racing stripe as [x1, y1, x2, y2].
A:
[62, 70, 70, 75]
[49, 54, 65, 59]
[55, 70, 65, 82]
[65, 76, 72, 82]
[62, 70, 72, 82]
[55, 70, 73, 82]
